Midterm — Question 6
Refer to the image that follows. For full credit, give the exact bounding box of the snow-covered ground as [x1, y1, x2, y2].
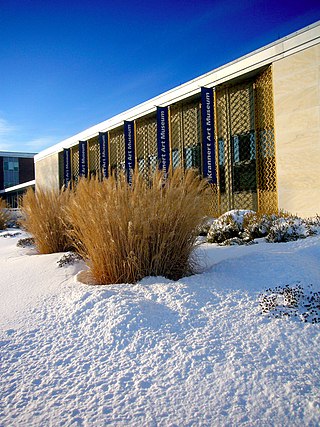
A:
[1, 230, 319, 426]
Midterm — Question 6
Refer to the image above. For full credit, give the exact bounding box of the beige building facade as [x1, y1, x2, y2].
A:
[35, 22, 320, 217]
[273, 43, 320, 217]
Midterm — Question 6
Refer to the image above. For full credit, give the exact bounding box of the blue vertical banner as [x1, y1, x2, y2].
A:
[157, 106, 170, 175]
[201, 87, 217, 184]
[79, 140, 88, 178]
[99, 132, 109, 178]
[63, 148, 72, 187]
[124, 121, 135, 184]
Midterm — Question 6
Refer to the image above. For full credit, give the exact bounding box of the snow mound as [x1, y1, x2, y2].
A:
[1, 232, 320, 426]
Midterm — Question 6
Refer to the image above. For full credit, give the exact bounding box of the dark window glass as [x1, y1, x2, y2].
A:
[231, 132, 257, 192]
[3, 157, 19, 188]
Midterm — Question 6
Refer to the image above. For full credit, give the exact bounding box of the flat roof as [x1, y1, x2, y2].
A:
[0, 151, 37, 159]
[35, 20, 320, 162]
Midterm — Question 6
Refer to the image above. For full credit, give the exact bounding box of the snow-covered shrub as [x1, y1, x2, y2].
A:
[207, 210, 254, 244]
[265, 216, 311, 243]
[10, 209, 24, 228]
[17, 237, 35, 248]
[66, 168, 210, 284]
[304, 215, 320, 235]
[207, 209, 319, 245]
[0, 198, 10, 230]
[198, 216, 215, 236]
[218, 236, 256, 246]
[21, 187, 73, 254]
[242, 212, 274, 239]
[259, 283, 320, 323]
[57, 252, 82, 268]
[0, 231, 21, 238]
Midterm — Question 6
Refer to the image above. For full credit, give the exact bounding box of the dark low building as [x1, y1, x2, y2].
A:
[0, 151, 36, 207]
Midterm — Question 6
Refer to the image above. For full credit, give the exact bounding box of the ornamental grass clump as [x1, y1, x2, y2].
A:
[21, 187, 73, 254]
[66, 168, 210, 285]
[0, 198, 10, 230]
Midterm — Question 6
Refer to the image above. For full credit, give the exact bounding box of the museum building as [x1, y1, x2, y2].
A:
[34, 21, 320, 217]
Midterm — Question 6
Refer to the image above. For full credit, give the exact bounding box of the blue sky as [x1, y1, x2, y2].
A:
[0, 0, 319, 153]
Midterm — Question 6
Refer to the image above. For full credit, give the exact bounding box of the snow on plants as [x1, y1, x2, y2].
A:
[206, 209, 254, 243]
[266, 216, 317, 243]
[259, 283, 320, 323]
[16, 236, 35, 247]
[0, 228, 320, 426]
[57, 251, 83, 268]
[207, 210, 320, 245]
[0, 231, 21, 239]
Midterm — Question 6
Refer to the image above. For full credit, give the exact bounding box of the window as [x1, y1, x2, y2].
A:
[3, 157, 19, 188]
[231, 132, 257, 192]
[218, 139, 226, 193]
[184, 144, 201, 170]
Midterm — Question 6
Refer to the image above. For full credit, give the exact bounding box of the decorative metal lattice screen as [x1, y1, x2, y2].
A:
[71, 146, 79, 184]
[88, 137, 100, 178]
[215, 67, 277, 213]
[216, 82, 258, 212]
[109, 127, 125, 177]
[136, 115, 157, 181]
[215, 88, 232, 214]
[254, 67, 278, 213]
[170, 100, 201, 171]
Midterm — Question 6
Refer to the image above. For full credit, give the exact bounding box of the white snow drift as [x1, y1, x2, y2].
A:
[0, 230, 320, 426]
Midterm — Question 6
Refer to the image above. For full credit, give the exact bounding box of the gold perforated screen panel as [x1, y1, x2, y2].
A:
[136, 115, 157, 181]
[215, 66, 277, 214]
[109, 127, 125, 177]
[255, 67, 278, 213]
[170, 100, 201, 171]
[71, 146, 79, 184]
[88, 137, 100, 178]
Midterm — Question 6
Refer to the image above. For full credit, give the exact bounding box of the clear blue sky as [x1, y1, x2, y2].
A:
[0, 0, 319, 153]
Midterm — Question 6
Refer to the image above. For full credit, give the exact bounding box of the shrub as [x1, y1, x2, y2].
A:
[57, 252, 82, 268]
[265, 215, 311, 243]
[207, 210, 253, 243]
[242, 212, 274, 239]
[259, 283, 320, 323]
[197, 216, 215, 236]
[0, 198, 10, 230]
[17, 237, 35, 248]
[66, 168, 210, 284]
[21, 187, 73, 254]
[305, 214, 320, 235]
[207, 209, 320, 245]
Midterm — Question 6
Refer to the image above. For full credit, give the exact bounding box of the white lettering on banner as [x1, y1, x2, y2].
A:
[206, 93, 211, 127]
[202, 89, 215, 182]
[161, 110, 166, 140]
[207, 142, 212, 179]
[126, 123, 135, 184]
[160, 110, 168, 173]
[206, 92, 212, 142]
[65, 150, 70, 180]
[82, 146, 85, 166]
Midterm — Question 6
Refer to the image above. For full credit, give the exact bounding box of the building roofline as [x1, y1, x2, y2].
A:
[35, 20, 320, 162]
[0, 180, 35, 194]
[0, 151, 37, 159]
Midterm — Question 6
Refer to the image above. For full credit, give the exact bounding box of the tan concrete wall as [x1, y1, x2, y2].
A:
[35, 153, 60, 191]
[273, 44, 320, 217]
